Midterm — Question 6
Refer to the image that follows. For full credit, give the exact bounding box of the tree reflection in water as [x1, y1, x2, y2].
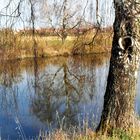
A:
[0, 60, 23, 114]
[0, 54, 140, 139]
[31, 54, 110, 130]
[0, 54, 110, 139]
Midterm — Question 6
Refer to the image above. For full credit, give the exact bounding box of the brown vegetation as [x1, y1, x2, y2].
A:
[0, 27, 113, 60]
[39, 128, 140, 140]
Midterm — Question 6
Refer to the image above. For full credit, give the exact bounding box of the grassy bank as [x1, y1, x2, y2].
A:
[39, 128, 140, 140]
[0, 29, 112, 60]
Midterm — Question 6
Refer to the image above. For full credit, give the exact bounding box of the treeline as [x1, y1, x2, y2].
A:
[16, 26, 113, 37]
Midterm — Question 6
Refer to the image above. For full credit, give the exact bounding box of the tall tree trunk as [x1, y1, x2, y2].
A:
[97, 0, 140, 134]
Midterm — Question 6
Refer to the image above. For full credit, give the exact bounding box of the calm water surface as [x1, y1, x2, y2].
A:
[0, 54, 140, 139]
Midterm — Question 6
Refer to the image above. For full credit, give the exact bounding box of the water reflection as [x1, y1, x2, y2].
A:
[0, 54, 139, 139]
[31, 55, 110, 129]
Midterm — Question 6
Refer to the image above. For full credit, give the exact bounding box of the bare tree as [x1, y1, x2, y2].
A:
[39, 0, 90, 42]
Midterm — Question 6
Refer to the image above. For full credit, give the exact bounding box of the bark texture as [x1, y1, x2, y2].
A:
[97, 0, 140, 134]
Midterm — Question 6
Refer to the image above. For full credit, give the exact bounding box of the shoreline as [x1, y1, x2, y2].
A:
[0, 49, 111, 61]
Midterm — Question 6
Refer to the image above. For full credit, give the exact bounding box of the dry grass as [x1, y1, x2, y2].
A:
[20, 30, 112, 57]
[0, 29, 112, 60]
[38, 128, 140, 140]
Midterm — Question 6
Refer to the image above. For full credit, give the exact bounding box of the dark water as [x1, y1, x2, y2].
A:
[0, 54, 139, 139]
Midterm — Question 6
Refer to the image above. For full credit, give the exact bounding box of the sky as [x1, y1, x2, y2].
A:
[0, 0, 115, 29]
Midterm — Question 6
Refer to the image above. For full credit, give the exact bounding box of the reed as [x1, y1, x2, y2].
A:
[0, 29, 112, 60]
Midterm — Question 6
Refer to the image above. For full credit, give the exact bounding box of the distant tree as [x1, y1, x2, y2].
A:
[39, 0, 90, 42]
[97, 0, 140, 134]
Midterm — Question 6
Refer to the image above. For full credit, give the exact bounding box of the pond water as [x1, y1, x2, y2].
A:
[0, 54, 140, 139]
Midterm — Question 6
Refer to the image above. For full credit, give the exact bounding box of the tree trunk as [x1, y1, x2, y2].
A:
[97, 0, 140, 134]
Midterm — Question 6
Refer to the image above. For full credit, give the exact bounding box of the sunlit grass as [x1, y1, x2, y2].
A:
[0, 29, 112, 59]
[37, 110, 140, 140]
[38, 128, 140, 140]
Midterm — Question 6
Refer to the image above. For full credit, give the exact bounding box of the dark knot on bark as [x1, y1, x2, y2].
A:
[118, 36, 134, 51]
[118, 36, 134, 61]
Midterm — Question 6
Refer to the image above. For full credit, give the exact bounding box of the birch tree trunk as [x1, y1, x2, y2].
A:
[97, 0, 140, 134]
